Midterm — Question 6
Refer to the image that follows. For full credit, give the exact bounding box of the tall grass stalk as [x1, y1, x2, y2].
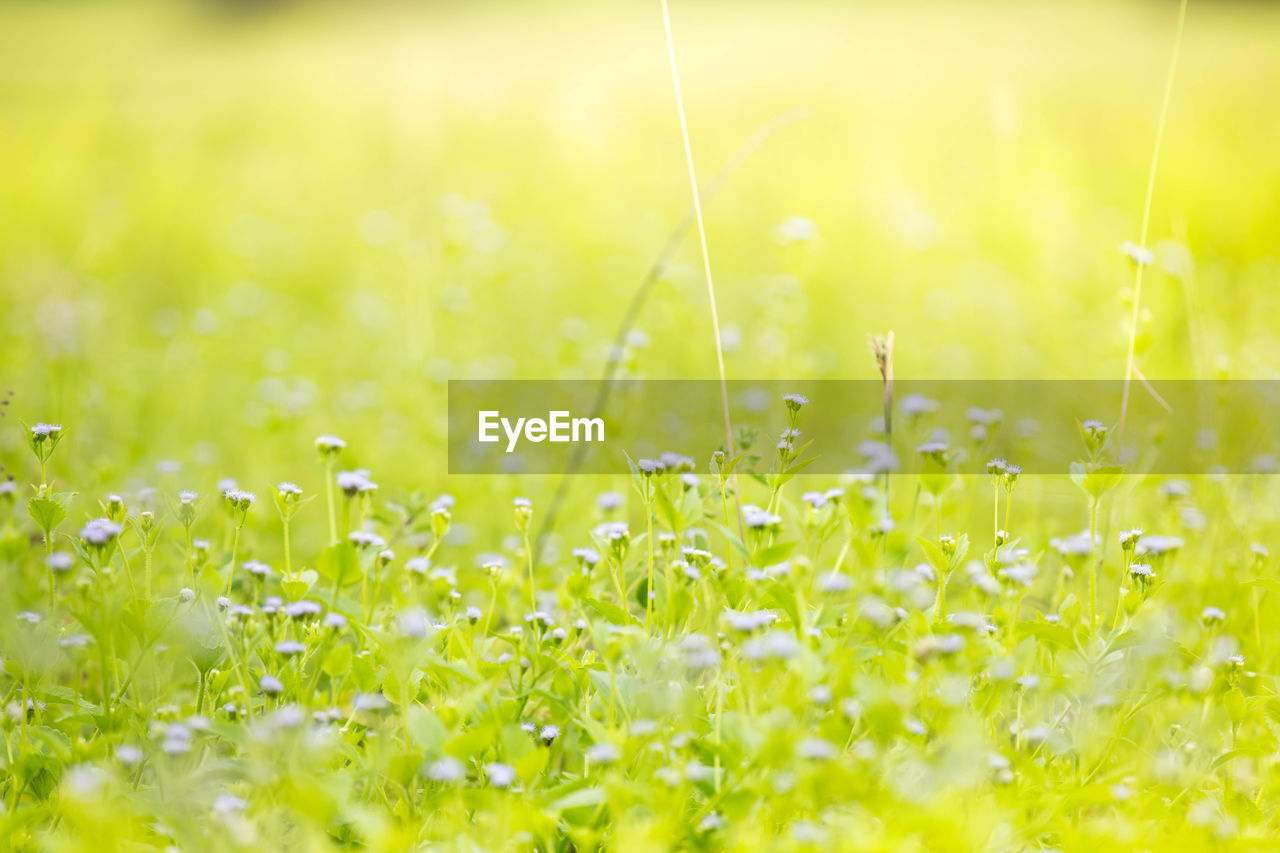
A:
[659, 0, 738, 525]
[1118, 0, 1189, 438]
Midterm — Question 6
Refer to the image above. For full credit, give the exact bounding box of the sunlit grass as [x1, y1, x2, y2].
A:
[3, 0, 1280, 849]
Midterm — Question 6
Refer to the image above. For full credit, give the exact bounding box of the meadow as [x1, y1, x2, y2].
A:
[3, 0, 1280, 849]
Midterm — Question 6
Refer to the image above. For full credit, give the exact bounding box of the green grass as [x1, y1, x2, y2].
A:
[3, 0, 1280, 849]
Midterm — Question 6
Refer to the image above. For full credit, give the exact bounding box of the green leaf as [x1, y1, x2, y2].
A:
[281, 569, 318, 601]
[407, 707, 447, 756]
[1244, 578, 1280, 595]
[551, 786, 607, 812]
[316, 543, 362, 588]
[1070, 462, 1123, 499]
[583, 597, 633, 626]
[322, 643, 352, 678]
[765, 580, 800, 629]
[707, 521, 750, 559]
[653, 486, 681, 532]
[773, 455, 820, 489]
[753, 540, 797, 567]
[27, 497, 66, 536]
[1210, 746, 1265, 771]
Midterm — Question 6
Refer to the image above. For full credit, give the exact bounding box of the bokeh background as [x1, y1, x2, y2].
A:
[2, 0, 1278, 529]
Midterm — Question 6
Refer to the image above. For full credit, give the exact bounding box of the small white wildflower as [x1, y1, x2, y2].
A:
[817, 572, 852, 593]
[1119, 240, 1155, 265]
[315, 435, 347, 453]
[586, 742, 621, 764]
[244, 559, 271, 578]
[348, 530, 387, 549]
[782, 392, 809, 411]
[797, 737, 839, 760]
[742, 630, 800, 661]
[485, 762, 516, 788]
[46, 551, 75, 572]
[425, 757, 466, 783]
[398, 609, 433, 639]
[596, 491, 624, 511]
[79, 518, 123, 545]
[801, 491, 828, 509]
[1201, 606, 1226, 626]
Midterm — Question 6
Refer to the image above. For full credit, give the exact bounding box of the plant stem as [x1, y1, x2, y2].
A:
[524, 529, 536, 615]
[324, 458, 337, 544]
[283, 518, 293, 576]
[645, 481, 655, 631]
[1089, 498, 1099, 636]
[225, 522, 242, 598]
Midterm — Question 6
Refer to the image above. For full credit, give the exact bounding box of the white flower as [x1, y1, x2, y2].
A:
[596, 491, 624, 511]
[348, 531, 387, 549]
[586, 742, 621, 764]
[724, 609, 777, 633]
[244, 560, 271, 577]
[817, 572, 852, 593]
[659, 452, 696, 472]
[773, 216, 819, 244]
[742, 630, 800, 661]
[1136, 535, 1184, 557]
[47, 551, 75, 572]
[30, 422, 63, 437]
[485, 762, 516, 788]
[1119, 240, 1155, 265]
[425, 757, 466, 783]
[797, 737, 839, 760]
[336, 470, 375, 496]
[260, 675, 284, 696]
[899, 394, 938, 416]
[223, 488, 256, 508]
[637, 458, 665, 475]
[397, 609, 433, 639]
[539, 724, 560, 745]
[315, 435, 347, 452]
[782, 392, 809, 410]
[79, 518, 123, 545]
[353, 693, 389, 712]
[742, 505, 781, 529]
[284, 600, 321, 619]
[274, 640, 306, 656]
[594, 521, 630, 541]
[1201, 606, 1226, 625]
[276, 481, 302, 496]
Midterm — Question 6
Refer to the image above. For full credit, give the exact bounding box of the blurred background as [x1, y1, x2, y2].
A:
[1, 0, 1278, 533]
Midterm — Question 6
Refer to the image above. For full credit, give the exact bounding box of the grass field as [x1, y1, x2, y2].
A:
[3, 0, 1280, 849]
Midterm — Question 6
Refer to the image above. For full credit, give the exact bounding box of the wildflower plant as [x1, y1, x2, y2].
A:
[0, 1, 1274, 848]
